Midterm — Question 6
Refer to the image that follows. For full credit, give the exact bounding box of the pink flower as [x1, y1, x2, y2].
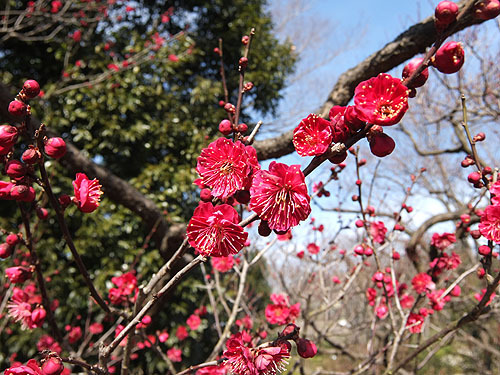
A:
[196, 363, 228, 375]
[211, 255, 235, 272]
[167, 347, 182, 362]
[406, 313, 424, 333]
[474, 288, 496, 306]
[187, 202, 247, 257]
[354, 73, 409, 126]
[168, 54, 179, 62]
[4, 359, 43, 375]
[68, 326, 82, 344]
[36, 334, 62, 354]
[430, 232, 456, 250]
[375, 303, 389, 319]
[223, 333, 290, 375]
[72, 173, 102, 213]
[490, 181, 500, 205]
[187, 314, 201, 330]
[7, 287, 44, 329]
[108, 272, 138, 305]
[369, 221, 387, 244]
[479, 205, 500, 243]
[5, 267, 33, 284]
[196, 138, 260, 199]
[90, 322, 104, 335]
[306, 243, 320, 255]
[249, 162, 311, 232]
[293, 114, 332, 156]
[176, 325, 188, 341]
[412, 273, 435, 294]
[265, 294, 300, 326]
[296, 250, 304, 259]
[427, 289, 449, 311]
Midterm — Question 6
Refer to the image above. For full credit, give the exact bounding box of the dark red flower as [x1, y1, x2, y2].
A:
[354, 73, 409, 126]
[249, 162, 311, 232]
[196, 138, 260, 199]
[187, 202, 247, 257]
[293, 114, 332, 156]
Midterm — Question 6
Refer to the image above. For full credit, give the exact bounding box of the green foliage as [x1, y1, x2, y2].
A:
[0, 0, 293, 370]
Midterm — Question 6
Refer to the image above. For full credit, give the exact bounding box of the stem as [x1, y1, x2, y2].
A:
[18, 203, 65, 345]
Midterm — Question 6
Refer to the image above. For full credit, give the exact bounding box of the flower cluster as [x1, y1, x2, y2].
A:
[292, 73, 409, 160]
[108, 272, 138, 305]
[265, 294, 300, 326]
[223, 332, 290, 375]
[7, 284, 45, 330]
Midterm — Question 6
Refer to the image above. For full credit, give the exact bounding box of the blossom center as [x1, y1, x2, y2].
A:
[219, 161, 234, 175]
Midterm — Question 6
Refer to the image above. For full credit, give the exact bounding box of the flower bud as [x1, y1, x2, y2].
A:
[239, 57, 248, 69]
[351, 195, 359, 201]
[234, 190, 250, 204]
[22, 147, 42, 164]
[31, 307, 46, 327]
[5, 266, 32, 283]
[478, 245, 491, 256]
[355, 220, 364, 228]
[213, 47, 221, 55]
[258, 220, 272, 237]
[432, 41, 465, 74]
[461, 156, 475, 168]
[296, 338, 317, 358]
[23, 80, 41, 99]
[473, 132, 486, 142]
[8, 100, 27, 117]
[0, 243, 13, 258]
[200, 188, 213, 202]
[327, 151, 347, 164]
[36, 207, 49, 220]
[59, 194, 72, 208]
[218, 119, 233, 135]
[41, 357, 64, 375]
[44, 137, 66, 159]
[6, 233, 20, 246]
[236, 123, 248, 133]
[475, 0, 500, 20]
[364, 246, 373, 256]
[0, 125, 18, 147]
[467, 171, 481, 184]
[241, 35, 250, 45]
[435, 1, 459, 28]
[224, 103, 236, 114]
[402, 57, 429, 88]
[369, 132, 396, 157]
[5, 160, 27, 179]
[354, 245, 364, 255]
[243, 82, 254, 91]
[392, 251, 401, 260]
[10, 184, 35, 202]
